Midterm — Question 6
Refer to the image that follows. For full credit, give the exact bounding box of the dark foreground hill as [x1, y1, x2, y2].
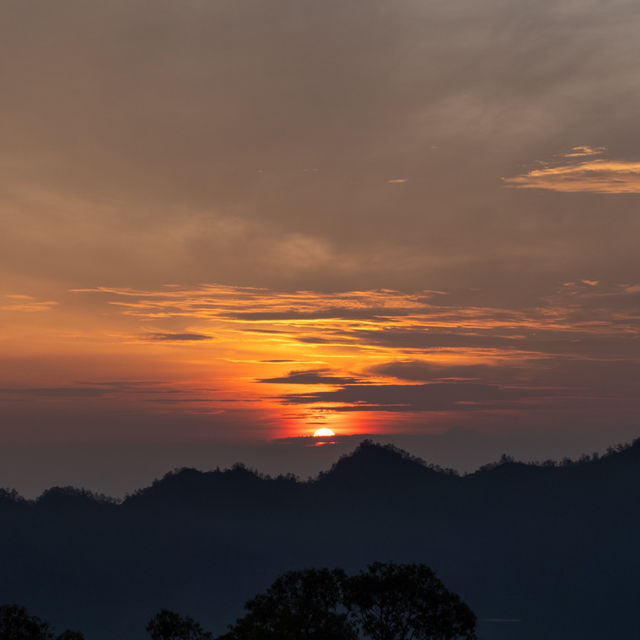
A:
[1, 439, 639, 640]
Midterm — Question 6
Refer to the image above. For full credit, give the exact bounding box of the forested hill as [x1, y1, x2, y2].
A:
[1, 438, 639, 640]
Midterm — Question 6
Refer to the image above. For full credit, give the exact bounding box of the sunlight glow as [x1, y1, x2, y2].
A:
[313, 427, 336, 437]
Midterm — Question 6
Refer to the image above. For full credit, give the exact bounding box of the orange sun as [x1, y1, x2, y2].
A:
[313, 427, 336, 437]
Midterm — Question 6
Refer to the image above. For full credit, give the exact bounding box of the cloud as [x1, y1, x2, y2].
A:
[0, 387, 108, 398]
[4, 277, 640, 450]
[258, 369, 360, 385]
[296, 336, 342, 345]
[4, 280, 640, 436]
[4, 0, 640, 300]
[143, 332, 213, 342]
[504, 148, 640, 194]
[0, 381, 218, 403]
[76, 281, 640, 362]
[228, 307, 417, 322]
[369, 360, 503, 382]
[562, 146, 605, 158]
[369, 357, 640, 399]
[76, 285, 432, 321]
[277, 381, 556, 412]
[345, 326, 640, 358]
[2, 294, 58, 312]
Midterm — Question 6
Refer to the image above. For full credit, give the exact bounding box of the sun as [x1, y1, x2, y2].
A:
[313, 427, 336, 438]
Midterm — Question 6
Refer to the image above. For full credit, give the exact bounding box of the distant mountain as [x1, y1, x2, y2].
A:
[1, 438, 639, 640]
[316, 440, 453, 488]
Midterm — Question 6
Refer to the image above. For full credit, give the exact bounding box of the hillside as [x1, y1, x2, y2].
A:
[1, 438, 639, 639]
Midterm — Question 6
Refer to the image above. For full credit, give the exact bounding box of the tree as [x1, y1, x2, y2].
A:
[147, 563, 475, 640]
[0, 604, 54, 640]
[146, 609, 213, 640]
[0, 604, 84, 640]
[219, 568, 357, 640]
[343, 563, 476, 640]
[55, 632, 85, 640]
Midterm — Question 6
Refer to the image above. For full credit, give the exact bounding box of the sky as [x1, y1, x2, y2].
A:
[2, 0, 640, 496]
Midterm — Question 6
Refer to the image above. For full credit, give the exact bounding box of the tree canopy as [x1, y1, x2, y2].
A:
[146, 609, 213, 640]
[216, 563, 475, 640]
[217, 568, 356, 640]
[0, 604, 84, 640]
[343, 562, 476, 640]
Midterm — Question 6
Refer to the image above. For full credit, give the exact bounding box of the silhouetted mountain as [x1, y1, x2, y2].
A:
[36, 487, 117, 513]
[316, 441, 455, 488]
[1, 438, 639, 640]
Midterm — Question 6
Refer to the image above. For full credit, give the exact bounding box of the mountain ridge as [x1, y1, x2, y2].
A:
[1, 436, 638, 506]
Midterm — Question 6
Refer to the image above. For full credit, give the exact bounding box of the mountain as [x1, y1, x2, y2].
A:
[1, 438, 639, 640]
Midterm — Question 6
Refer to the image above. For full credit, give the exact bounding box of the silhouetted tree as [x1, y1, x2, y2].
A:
[219, 568, 357, 640]
[146, 609, 213, 640]
[218, 564, 475, 640]
[0, 604, 53, 640]
[0, 604, 84, 640]
[343, 563, 476, 640]
[55, 631, 85, 640]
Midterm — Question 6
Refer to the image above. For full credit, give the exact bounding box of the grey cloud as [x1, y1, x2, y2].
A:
[144, 332, 213, 342]
[0, 381, 217, 400]
[258, 369, 360, 385]
[548, 286, 640, 317]
[348, 329, 524, 350]
[278, 381, 558, 412]
[3, 0, 640, 294]
[151, 398, 219, 404]
[228, 307, 418, 321]
[369, 360, 505, 382]
[247, 329, 291, 335]
[368, 358, 640, 397]
[0, 387, 108, 398]
[296, 336, 339, 345]
[72, 381, 205, 395]
[344, 327, 640, 358]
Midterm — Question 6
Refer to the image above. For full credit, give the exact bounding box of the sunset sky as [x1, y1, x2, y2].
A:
[2, 0, 640, 495]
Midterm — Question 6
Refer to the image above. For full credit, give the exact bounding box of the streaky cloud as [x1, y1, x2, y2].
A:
[143, 332, 213, 342]
[258, 369, 361, 385]
[504, 147, 640, 193]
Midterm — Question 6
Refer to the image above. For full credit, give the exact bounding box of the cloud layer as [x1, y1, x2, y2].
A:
[3, 0, 640, 298]
[5, 280, 637, 440]
[2, 0, 640, 470]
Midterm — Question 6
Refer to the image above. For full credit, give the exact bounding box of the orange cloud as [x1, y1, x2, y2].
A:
[2, 294, 58, 312]
[562, 146, 605, 158]
[503, 148, 640, 194]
